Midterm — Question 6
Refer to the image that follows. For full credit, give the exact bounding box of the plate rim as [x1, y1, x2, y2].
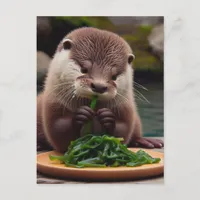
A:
[37, 148, 164, 172]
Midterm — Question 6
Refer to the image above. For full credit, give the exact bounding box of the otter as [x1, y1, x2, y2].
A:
[37, 27, 164, 153]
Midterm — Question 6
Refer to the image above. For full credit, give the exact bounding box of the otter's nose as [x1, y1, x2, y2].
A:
[91, 83, 107, 94]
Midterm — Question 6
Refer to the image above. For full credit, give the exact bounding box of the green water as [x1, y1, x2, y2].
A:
[135, 82, 164, 137]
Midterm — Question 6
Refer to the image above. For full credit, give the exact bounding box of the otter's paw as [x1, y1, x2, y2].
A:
[97, 108, 115, 133]
[73, 106, 95, 128]
[132, 137, 164, 148]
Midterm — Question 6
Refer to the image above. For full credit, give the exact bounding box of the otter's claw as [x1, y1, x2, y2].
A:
[132, 137, 164, 148]
[73, 106, 94, 127]
[97, 108, 115, 133]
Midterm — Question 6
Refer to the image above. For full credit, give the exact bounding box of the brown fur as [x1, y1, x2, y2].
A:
[68, 28, 131, 72]
[57, 27, 132, 75]
[37, 27, 145, 153]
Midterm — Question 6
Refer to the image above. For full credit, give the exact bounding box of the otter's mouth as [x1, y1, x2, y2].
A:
[74, 79, 116, 101]
[75, 89, 115, 101]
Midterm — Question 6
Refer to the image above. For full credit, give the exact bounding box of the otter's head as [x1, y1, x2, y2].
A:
[49, 27, 135, 107]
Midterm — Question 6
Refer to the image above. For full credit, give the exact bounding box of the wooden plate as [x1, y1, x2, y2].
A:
[37, 148, 164, 181]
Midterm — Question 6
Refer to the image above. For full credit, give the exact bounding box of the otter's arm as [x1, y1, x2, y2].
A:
[42, 100, 80, 153]
[113, 112, 140, 144]
[97, 107, 136, 144]
[96, 107, 163, 148]
[112, 121, 135, 144]
[129, 114, 164, 148]
[37, 93, 53, 151]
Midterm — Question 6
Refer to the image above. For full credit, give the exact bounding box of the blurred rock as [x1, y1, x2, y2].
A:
[37, 17, 52, 36]
[37, 51, 51, 72]
[37, 51, 51, 92]
[36, 17, 164, 80]
[108, 17, 163, 26]
[148, 24, 164, 61]
[37, 17, 79, 57]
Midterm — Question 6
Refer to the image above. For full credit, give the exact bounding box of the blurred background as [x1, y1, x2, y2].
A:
[37, 16, 164, 137]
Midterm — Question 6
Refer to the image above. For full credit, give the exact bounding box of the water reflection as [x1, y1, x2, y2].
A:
[135, 82, 164, 137]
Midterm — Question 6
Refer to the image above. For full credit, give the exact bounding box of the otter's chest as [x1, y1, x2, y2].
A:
[78, 103, 118, 136]
[80, 116, 104, 136]
[91, 116, 103, 134]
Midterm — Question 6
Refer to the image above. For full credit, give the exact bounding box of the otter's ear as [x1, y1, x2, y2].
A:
[62, 38, 73, 50]
[128, 54, 135, 64]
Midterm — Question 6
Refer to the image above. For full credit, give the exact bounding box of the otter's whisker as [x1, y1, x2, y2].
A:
[134, 94, 147, 103]
[113, 98, 120, 117]
[134, 82, 148, 91]
[116, 92, 129, 104]
[134, 89, 150, 104]
[46, 82, 69, 97]
[53, 83, 75, 109]
[52, 86, 66, 102]
[75, 94, 82, 109]
[62, 88, 76, 115]
[57, 89, 69, 108]
[46, 81, 75, 101]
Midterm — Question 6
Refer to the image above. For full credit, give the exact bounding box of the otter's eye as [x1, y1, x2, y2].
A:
[112, 75, 117, 81]
[81, 68, 88, 74]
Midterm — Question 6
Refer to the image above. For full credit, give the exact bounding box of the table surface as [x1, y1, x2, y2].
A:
[37, 137, 164, 184]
